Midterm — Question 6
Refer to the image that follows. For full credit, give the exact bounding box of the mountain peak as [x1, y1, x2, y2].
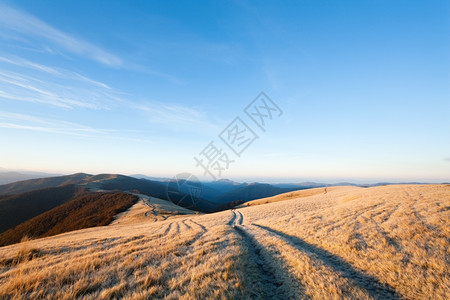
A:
[215, 179, 241, 185]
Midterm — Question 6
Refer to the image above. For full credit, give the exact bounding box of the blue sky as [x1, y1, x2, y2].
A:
[0, 0, 448, 183]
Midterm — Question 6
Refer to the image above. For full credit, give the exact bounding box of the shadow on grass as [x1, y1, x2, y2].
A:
[254, 224, 402, 300]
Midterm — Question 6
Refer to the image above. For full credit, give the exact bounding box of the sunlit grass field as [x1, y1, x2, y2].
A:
[0, 184, 448, 299]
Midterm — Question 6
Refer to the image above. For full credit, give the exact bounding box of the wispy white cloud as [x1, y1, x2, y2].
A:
[0, 54, 205, 133]
[0, 4, 122, 67]
[72, 72, 111, 90]
[444, 157, 450, 162]
[0, 56, 60, 75]
[0, 111, 155, 144]
[135, 101, 218, 131]
[0, 57, 123, 109]
[0, 53, 215, 134]
[0, 111, 110, 136]
[136, 102, 202, 123]
[0, 55, 114, 90]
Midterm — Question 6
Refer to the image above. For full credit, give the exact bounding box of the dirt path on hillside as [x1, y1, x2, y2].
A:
[227, 210, 302, 299]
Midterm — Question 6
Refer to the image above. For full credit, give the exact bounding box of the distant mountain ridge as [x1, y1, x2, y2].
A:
[0, 173, 225, 213]
[1, 173, 435, 206]
[0, 173, 91, 195]
[0, 173, 439, 247]
[213, 183, 301, 204]
[0, 171, 61, 185]
[0, 174, 296, 210]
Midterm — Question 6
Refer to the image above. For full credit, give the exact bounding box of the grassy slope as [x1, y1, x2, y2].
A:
[0, 192, 138, 246]
[110, 194, 197, 225]
[238, 185, 356, 207]
[0, 184, 448, 299]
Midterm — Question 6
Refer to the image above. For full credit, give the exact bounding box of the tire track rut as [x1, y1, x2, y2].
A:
[163, 222, 173, 236]
[188, 219, 207, 232]
[181, 219, 207, 248]
[403, 188, 436, 231]
[181, 219, 191, 230]
[234, 225, 290, 299]
[227, 210, 237, 225]
[236, 211, 243, 225]
[229, 210, 294, 299]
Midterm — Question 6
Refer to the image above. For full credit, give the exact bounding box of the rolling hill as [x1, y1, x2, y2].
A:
[0, 171, 61, 185]
[238, 185, 341, 207]
[0, 191, 138, 246]
[0, 173, 90, 196]
[0, 184, 447, 299]
[0, 173, 215, 212]
[0, 185, 83, 234]
[0, 173, 228, 244]
[0, 173, 308, 213]
[110, 193, 197, 225]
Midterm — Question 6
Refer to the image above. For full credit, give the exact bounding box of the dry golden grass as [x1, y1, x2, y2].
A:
[0, 184, 448, 299]
[110, 195, 197, 225]
[239, 184, 450, 299]
[238, 186, 354, 207]
[0, 213, 245, 299]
